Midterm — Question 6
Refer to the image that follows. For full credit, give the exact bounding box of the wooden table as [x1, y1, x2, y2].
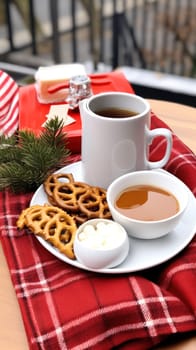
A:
[0, 100, 195, 350]
[148, 100, 196, 154]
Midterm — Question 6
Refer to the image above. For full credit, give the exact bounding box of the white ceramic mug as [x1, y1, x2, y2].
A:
[79, 92, 172, 189]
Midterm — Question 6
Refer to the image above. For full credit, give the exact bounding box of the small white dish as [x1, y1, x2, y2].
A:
[73, 218, 129, 269]
[30, 161, 196, 274]
[107, 170, 189, 239]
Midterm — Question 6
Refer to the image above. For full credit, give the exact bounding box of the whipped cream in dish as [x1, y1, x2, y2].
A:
[78, 221, 127, 250]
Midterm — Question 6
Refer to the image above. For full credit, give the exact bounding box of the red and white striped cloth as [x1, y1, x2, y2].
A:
[0, 70, 19, 136]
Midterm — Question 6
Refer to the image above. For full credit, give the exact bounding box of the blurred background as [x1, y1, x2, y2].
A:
[0, 0, 195, 105]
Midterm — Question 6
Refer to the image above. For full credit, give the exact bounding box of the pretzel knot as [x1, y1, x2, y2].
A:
[53, 182, 90, 212]
[17, 205, 77, 259]
[44, 173, 74, 205]
[78, 187, 112, 219]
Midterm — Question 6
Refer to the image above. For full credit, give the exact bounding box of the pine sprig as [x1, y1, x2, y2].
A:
[0, 162, 40, 193]
[0, 135, 19, 163]
[0, 117, 71, 193]
[39, 117, 68, 146]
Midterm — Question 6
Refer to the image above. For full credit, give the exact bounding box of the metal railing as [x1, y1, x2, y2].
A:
[0, 0, 195, 77]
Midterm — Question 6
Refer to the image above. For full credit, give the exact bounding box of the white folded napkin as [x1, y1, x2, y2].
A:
[42, 104, 75, 127]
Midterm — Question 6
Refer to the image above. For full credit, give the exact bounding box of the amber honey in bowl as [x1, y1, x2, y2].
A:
[115, 185, 180, 221]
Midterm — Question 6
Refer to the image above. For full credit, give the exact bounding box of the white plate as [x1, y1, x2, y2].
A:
[30, 161, 196, 274]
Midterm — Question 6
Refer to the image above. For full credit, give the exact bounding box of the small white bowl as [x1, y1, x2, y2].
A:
[74, 218, 129, 269]
[107, 170, 189, 239]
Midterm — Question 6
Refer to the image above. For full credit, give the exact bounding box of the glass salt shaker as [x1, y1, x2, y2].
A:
[66, 75, 92, 109]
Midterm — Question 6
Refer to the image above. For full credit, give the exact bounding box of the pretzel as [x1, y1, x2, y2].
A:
[17, 205, 77, 259]
[44, 173, 74, 205]
[52, 181, 90, 212]
[71, 211, 89, 227]
[78, 187, 112, 219]
[16, 206, 34, 230]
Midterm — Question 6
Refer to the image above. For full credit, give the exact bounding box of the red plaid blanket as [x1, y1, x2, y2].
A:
[0, 114, 196, 350]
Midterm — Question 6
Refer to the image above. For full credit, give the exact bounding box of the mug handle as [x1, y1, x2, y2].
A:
[147, 128, 173, 169]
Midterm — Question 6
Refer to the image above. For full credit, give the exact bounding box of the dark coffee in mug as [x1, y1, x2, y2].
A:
[95, 107, 138, 119]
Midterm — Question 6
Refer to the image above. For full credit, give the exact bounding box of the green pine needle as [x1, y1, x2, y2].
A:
[0, 117, 71, 193]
